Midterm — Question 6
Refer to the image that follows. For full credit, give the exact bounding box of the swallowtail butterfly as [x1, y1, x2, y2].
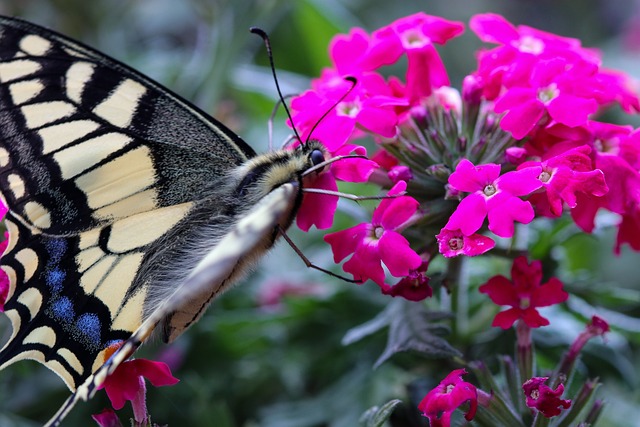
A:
[0, 15, 331, 425]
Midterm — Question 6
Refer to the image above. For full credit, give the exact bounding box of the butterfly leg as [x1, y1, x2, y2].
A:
[277, 226, 362, 283]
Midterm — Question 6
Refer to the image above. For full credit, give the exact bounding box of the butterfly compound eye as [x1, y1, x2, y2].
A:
[310, 149, 325, 167]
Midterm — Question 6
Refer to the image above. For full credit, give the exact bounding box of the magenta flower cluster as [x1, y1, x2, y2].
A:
[287, 12, 640, 300]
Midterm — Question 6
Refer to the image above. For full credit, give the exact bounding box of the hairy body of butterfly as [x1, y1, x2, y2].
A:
[0, 15, 329, 425]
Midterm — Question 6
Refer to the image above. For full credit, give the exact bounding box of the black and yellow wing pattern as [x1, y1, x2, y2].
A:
[0, 15, 324, 425]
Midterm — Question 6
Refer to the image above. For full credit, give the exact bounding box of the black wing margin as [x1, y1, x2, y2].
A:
[0, 15, 256, 234]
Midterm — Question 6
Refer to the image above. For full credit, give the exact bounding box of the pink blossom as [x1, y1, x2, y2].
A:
[592, 68, 640, 113]
[615, 203, 640, 252]
[92, 408, 123, 427]
[494, 57, 599, 139]
[471, 13, 585, 58]
[329, 27, 378, 75]
[296, 144, 378, 232]
[471, 14, 639, 139]
[565, 123, 640, 252]
[522, 377, 571, 417]
[470, 13, 601, 100]
[436, 228, 495, 258]
[324, 181, 422, 286]
[445, 159, 542, 238]
[479, 256, 568, 329]
[520, 145, 608, 216]
[297, 170, 340, 232]
[292, 70, 405, 140]
[368, 13, 464, 103]
[418, 369, 478, 427]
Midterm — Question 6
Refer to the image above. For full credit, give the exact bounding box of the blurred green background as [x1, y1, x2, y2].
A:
[0, 1, 639, 426]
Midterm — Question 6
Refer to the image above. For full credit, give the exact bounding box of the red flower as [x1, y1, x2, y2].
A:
[522, 377, 571, 417]
[568, 315, 610, 359]
[418, 369, 478, 427]
[98, 343, 179, 423]
[381, 267, 432, 301]
[479, 256, 568, 329]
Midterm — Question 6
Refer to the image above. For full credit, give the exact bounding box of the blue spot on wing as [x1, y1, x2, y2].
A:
[45, 239, 67, 262]
[51, 297, 74, 323]
[46, 268, 66, 293]
[75, 313, 101, 350]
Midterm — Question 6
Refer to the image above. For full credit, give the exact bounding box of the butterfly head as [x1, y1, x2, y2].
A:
[231, 140, 330, 202]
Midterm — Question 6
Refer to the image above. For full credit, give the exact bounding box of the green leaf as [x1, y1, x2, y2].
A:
[342, 302, 395, 346]
[359, 399, 403, 427]
[374, 300, 461, 368]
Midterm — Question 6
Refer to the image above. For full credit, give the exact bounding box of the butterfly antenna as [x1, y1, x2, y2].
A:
[250, 27, 304, 146]
[304, 76, 357, 145]
[268, 94, 294, 151]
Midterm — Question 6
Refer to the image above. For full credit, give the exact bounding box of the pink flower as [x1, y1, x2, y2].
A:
[522, 377, 571, 417]
[92, 408, 123, 427]
[418, 369, 478, 427]
[471, 13, 586, 60]
[98, 343, 179, 423]
[470, 13, 601, 101]
[479, 256, 569, 329]
[494, 57, 599, 139]
[445, 159, 542, 238]
[436, 228, 495, 258]
[520, 145, 608, 216]
[470, 14, 639, 141]
[293, 71, 405, 140]
[563, 122, 640, 252]
[296, 143, 378, 232]
[324, 181, 422, 286]
[368, 13, 464, 103]
[593, 68, 640, 113]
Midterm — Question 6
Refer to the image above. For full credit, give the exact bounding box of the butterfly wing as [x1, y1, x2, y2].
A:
[0, 15, 256, 234]
[45, 182, 299, 427]
[0, 15, 256, 390]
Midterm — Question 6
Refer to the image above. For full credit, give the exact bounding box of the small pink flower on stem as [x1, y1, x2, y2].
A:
[418, 369, 478, 427]
[436, 228, 495, 258]
[522, 377, 571, 417]
[479, 256, 568, 329]
[324, 181, 422, 286]
[554, 316, 610, 385]
[445, 159, 542, 238]
[98, 343, 179, 423]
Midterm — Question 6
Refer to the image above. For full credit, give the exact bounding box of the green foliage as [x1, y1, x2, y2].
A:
[359, 399, 403, 427]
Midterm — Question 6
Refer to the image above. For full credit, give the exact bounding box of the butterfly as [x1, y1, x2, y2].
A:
[0, 15, 335, 425]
